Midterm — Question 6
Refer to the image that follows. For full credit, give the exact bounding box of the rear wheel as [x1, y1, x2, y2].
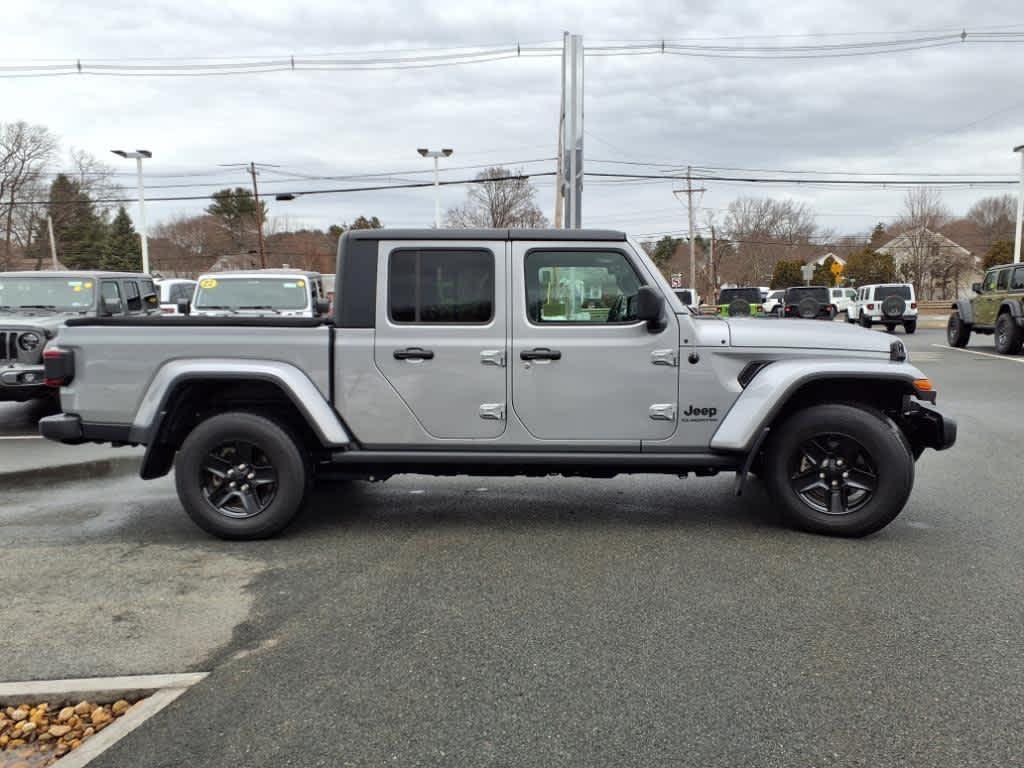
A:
[903, 319, 917, 334]
[994, 313, 1023, 355]
[885, 324, 896, 333]
[947, 312, 970, 347]
[860, 315, 873, 329]
[175, 412, 309, 540]
[763, 404, 914, 537]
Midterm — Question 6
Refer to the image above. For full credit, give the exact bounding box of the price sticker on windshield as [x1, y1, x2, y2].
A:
[296, 280, 305, 288]
[200, 278, 218, 289]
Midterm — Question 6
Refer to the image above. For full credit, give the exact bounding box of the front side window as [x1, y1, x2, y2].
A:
[983, 271, 998, 293]
[996, 269, 1010, 291]
[389, 249, 493, 324]
[525, 250, 643, 324]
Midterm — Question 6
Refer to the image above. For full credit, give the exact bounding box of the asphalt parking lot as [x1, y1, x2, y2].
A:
[1, 326, 1021, 767]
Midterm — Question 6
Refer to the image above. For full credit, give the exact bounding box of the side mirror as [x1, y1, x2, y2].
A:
[314, 298, 331, 316]
[971, 282, 983, 294]
[635, 286, 666, 332]
[176, 298, 191, 316]
[102, 297, 123, 316]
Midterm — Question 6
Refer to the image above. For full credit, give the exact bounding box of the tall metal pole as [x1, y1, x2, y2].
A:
[433, 155, 441, 228]
[135, 156, 150, 274]
[687, 166, 696, 294]
[1014, 144, 1024, 264]
[248, 161, 266, 268]
[564, 34, 583, 228]
[46, 214, 58, 270]
[709, 224, 716, 302]
[554, 31, 567, 228]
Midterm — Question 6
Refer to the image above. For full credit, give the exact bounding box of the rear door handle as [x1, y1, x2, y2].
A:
[394, 347, 434, 361]
[520, 348, 562, 361]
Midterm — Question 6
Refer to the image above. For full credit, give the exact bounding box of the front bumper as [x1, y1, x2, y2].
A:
[0, 365, 49, 401]
[899, 401, 957, 454]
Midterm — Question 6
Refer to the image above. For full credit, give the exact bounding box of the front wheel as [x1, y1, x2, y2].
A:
[860, 315, 873, 329]
[994, 313, 1023, 355]
[946, 312, 970, 347]
[845, 310, 855, 324]
[903, 319, 917, 334]
[175, 412, 309, 540]
[762, 404, 914, 537]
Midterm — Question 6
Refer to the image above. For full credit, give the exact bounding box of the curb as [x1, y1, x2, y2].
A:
[0, 456, 141, 488]
[0, 673, 208, 768]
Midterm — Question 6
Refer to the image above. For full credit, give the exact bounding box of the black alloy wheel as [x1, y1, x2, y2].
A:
[788, 433, 877, 516]
[200, 440, 278, 519]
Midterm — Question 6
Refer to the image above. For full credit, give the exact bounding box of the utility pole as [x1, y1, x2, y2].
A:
[248, 162, 266, 268]
[46, 214, 58, 270]
[674, 167, 706, 294]
[709, 224, 716, 301]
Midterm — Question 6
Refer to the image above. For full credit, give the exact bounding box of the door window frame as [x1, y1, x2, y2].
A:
[522, 247, 649, 327]
[996, 268, 1011, 291]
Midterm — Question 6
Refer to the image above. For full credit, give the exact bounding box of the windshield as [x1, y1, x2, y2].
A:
[786, 286, 830, 303]
[193, 276, 310, 311]
[875, 285, 911, 300]
[0, 276, 96, 311]
[719, 288, 762, 304]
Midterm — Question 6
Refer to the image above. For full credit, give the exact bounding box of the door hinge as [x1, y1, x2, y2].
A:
[648, 404, 676, 421]
[651, 348, 678, 366]
[480, 349, 506, 367]
[479, 403, 506, 421]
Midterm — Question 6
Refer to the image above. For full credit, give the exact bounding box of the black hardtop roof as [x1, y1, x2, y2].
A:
[0, 270, 152, 279]
[343, 228, 627, 242]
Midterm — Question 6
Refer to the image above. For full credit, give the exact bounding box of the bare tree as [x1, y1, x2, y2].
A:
[0, 121, 58, 269]
[720, 197, 818, 285]
[67, 148, 123, 213]
[893, 188, 952, 298]
[966, 194, 1016, 248]
[150, 214, 234, 277]
[445, 167, 548, 228]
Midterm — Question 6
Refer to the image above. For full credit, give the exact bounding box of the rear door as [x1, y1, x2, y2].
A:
[373, 241, 507, 441]
[510, 242, 679, 443]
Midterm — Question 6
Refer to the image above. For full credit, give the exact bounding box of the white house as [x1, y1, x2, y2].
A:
[876, 228, 978, 300]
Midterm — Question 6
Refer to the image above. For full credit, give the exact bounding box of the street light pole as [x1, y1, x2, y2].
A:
[417, 148, 453, 227]
[1014, 144, 1024, 265]
[111, 149, 152, 274]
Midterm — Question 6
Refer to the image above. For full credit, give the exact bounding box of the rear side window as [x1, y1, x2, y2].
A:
[389, 249, 494, 324]
[997, 269, 1010, 291]
[140, 279, 158, 311]
[525, 250, 643, 324]
[124, 280, 142, 312]
[1013, 267, 1024, 291]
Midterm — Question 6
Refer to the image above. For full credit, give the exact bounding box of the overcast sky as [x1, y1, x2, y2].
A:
[3, 0, 1023, 244]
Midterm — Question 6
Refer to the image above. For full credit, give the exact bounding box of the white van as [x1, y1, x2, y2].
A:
[188, 270, 329, 318]
[849, 283, 918, 333]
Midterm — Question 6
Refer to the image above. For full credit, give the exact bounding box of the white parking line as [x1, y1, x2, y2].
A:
[932, 344, 1024, 364]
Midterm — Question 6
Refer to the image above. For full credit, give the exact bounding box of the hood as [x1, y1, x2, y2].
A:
[725, 317, 893, 354]
[0, 311, 75, 333]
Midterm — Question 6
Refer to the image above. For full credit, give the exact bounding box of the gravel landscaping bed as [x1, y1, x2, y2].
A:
[0, 699, 141, 767]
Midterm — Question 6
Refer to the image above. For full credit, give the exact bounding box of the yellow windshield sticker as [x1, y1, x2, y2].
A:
[296, 280, 305, 288]
[200, 278, 218, 289]
[84, 282, 93, 288]
[73, 286, 82, 292]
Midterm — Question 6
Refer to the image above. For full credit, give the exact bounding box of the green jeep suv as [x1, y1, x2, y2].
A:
[947, 263, 1024, 354]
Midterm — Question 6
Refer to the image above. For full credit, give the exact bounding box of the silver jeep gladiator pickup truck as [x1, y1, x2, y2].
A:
[40, 228, 956, 539]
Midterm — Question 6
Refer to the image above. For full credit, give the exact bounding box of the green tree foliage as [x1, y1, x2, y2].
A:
[843, 248, 896, 287]
[868, 223, 888, 248]
[206, 187, 267, 249]
[812, 256, 840, 286]
[45, 174, 107, 269]
[769, 259, 804, 289]
[982, 239, 1014, 270]
[649, 236, 680, 274]
[350, 215, 382, 230]
[102, 206, 142, 272]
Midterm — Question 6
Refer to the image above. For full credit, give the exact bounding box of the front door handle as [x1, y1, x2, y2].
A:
[520, 347, 562, 361]
[394, 347, 434, 361]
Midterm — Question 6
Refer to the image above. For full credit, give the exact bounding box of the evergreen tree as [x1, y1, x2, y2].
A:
[769, 259, 804, 289]
[102, 206, 142, 272]
[44, 174, 107, 269]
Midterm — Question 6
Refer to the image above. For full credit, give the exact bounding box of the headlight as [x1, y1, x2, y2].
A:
[18, 332, 42, 352]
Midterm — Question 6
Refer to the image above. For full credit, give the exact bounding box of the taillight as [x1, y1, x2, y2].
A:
[867, 303, 875, 310]
[161, 306, 176, 315]
[43, 346, 75, 388]
[784, 306, 793, 315]
[911, 302, 917, 309]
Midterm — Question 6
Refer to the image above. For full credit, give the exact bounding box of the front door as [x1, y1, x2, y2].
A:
[510, 243, 680, 443]
[975, 269, 1001, 326]
[373, 241, 507, 441]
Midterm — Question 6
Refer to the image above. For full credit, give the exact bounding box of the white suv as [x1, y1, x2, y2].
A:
[830, 287, 858, 317]
[189, 269, 329, 318]
[849, 283, 918, 334]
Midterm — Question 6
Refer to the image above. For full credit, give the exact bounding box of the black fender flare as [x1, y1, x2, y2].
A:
[998, 299, 1024, 320]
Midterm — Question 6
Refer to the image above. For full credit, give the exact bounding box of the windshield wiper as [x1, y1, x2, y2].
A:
[237, 305, 282, 314]
[196, 305, 239, 313]
[16, 304, 59, 310]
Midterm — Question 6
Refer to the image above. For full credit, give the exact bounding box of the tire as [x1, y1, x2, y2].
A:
[762, 403, 914, 537]
[845, 310, 855, 324]
[904, 319, 917, 334]
[860, 315, 873, 329]
[174, 412, 309, 540]
[994, 313, 1023, 355]
[947, 312, 970, 347]
[885, 324, 896, 333]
